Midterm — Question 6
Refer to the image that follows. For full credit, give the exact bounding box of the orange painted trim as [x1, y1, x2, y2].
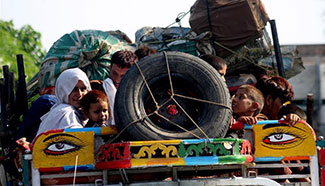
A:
[282, 156, 310, 161]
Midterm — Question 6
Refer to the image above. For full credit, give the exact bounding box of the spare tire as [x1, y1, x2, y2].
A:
[115, 51, 232, 140]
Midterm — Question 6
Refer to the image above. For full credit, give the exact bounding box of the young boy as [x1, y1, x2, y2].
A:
[81, 90, 111, 127]
[228, 84, 267, 139]
[134, 45, 157, 60]
[232, 85, 266, 124]
[199, 54, 227, 79]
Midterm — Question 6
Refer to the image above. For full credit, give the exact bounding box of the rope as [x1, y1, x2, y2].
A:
[134, 61, 159, 110]
[162, 51, 211, 142]
[166, 10, 191, 28]
[139, 38, 188, 45]
[155, 112, 202, 139]
[163, 51, 174, 95]
[214, 41, 271, 72]
[106, 112, 155, 145]
[262, 29, 278, 75]
[73, 155, 78, 186]
[205, 0, 213, 32]
[174, 93, 232, 110]
[171, 97, 211, 142]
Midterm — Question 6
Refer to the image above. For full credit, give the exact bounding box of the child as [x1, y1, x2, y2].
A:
[199, 54, 227, 78]
[232, 85, 266, 125]
[81, 90, 111, 127]
[134, 45, 157, 60]
[228, 84, 267, 138]
[278, 103, 306, 126]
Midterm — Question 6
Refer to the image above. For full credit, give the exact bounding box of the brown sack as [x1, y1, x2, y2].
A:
[189, 0, 269, 57]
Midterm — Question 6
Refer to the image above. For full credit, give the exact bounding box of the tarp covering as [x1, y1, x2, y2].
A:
[38, 30, 132, 89]
[189, 0, 269, 57]
[259, 45, 305, 79]
[135, 26, 192, 50]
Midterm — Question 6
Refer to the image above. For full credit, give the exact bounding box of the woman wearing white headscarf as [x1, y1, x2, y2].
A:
[36, 68, 91, 136]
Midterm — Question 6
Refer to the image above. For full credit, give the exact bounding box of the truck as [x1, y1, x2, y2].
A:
[18, 50, 325, 186]
[0, 0, 321, 185]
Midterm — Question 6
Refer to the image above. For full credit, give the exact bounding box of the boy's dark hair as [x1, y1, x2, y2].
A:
[278, 103, 307, 121]
[199, 54, 227, 71]
[238, 84, 265, 115]
[255, 75, 294, 103]
[89, 80, 104, 92]
[81, 90, 110, 114]
[111, 50, 138, 69]
[134, 45, 157, 60]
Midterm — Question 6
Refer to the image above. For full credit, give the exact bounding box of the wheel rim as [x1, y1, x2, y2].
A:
[142, 74, 205, 132]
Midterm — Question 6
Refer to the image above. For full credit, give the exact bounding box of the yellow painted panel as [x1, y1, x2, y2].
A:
[131, 158, 185, 167]
[33, 131, 94, 168]
[100, 126, 118, 135]
[254, 122, 316, 157]
[131, 140, 181, 146]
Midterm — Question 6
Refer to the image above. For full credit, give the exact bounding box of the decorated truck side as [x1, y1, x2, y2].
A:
[26, 120, 320, 186]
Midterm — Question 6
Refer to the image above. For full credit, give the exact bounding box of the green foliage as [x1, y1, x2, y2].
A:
[0, 20, 46, 82]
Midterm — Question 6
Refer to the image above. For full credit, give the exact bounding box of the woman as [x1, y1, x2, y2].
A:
[36, 68, 91, 137]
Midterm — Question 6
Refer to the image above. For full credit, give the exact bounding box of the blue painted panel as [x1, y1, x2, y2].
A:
[63, 164, 94, 171]
[255, 157, 283, 162]
[185, 156, 219, 165]
[64, 127, 101, 135]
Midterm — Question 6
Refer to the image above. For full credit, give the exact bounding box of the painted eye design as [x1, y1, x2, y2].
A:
[263, 133, 296, 145]
[44, 141, 80, 155]
[260, 124, 310, 150]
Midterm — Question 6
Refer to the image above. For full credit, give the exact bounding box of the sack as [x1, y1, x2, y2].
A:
[189, 0, 269, 57]
[38, 30, 133, 90]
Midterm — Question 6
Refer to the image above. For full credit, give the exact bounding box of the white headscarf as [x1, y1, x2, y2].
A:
[55, 68, 91, 105]
[36, 68, 91, 137]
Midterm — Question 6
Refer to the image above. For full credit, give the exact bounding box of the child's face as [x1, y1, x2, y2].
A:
[232, 88, 255, 116]
[218, 65, 227, 77]
[86, 101, 109, 125]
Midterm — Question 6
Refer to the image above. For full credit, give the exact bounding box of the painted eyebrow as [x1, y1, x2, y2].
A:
[262, 123, 306, 132]
[43, 133, 81, 143]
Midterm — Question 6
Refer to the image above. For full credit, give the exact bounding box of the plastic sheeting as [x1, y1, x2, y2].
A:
[38, 30, 133, 90]
[259, 45, 305, 79]
[135, 26, 192, 50]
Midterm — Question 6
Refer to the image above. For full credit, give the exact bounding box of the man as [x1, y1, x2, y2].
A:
[103, 50, 138, 125]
